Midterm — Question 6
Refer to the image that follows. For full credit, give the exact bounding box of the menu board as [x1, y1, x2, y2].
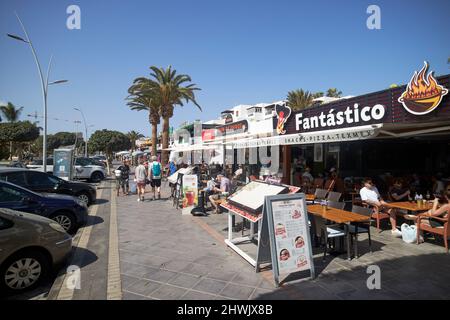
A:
[259, 193, 314, 286]
[272, 198, 312, 275]
[182, 174, 198, 208]
[227, 181, 287, 214]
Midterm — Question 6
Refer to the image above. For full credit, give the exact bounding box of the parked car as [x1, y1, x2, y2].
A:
[0, 208, 72, 293]
[27, 157, 107, 183]
[91, 155, 107, 166]
[0, 168, 97, 206]
[0, 181, 88, 234]
[27, 158, 54, 173]
[73, 157, 107, 182]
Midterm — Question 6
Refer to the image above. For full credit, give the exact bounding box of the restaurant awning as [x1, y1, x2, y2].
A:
[228, 124, 383, 149]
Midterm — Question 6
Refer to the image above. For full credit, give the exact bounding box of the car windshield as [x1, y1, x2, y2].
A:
[1, 181, 42, 198]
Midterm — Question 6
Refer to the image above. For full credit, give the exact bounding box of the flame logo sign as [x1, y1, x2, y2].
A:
[275, 103, 291, 135]
[398, 61, 448, 115]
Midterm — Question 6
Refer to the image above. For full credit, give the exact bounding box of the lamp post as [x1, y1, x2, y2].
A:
[73, 108, 89, 157]
[7, 13, 67, 172]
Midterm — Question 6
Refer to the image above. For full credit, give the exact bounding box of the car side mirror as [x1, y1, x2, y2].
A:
[54, 181, 62, 190]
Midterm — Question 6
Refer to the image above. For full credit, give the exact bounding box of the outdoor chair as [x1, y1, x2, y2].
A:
[314, 188, 328, 201]
[416, 214, 449, 253]
[362, 201, 391, 232]
[314, 215, 347, 261]
[349, 205, 373, 253]
[328, 200, 345, 210]
[327, 191, 342, 202]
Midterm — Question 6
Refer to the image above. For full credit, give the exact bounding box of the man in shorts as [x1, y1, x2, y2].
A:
[149, 155, 162, 200]
[116, 159, 130, 196]
[135, 157, 147, 202]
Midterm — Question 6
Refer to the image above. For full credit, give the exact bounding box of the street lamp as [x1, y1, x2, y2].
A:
[7, 13, 67, 172]
[73, 108, 89, 157]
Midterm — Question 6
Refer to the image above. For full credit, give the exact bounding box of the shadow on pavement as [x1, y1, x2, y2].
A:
[253, 252, 450, 300]
[84, 215, 104, 227]
[94, 199, 109, 205]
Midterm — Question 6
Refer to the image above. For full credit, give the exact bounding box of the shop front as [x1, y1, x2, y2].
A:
[268, 69, 450, 187]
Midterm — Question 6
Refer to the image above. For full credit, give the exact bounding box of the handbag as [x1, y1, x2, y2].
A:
[400, 223, 417, 244]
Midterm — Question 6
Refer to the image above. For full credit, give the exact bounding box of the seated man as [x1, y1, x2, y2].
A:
[208, 173, 231, 214]
[360, 178, 402, 237]
[390, 179, 411, 202]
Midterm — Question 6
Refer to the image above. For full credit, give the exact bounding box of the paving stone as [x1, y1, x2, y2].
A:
[219, 283, 255, 300]
[126, 279, 162, 297]
[192, 278, 228, 295]
[150, 284, 188, 300]
[142, 269, 178, 283]
[122, 291, 152, 300]
[181, 290, 217, 300]
[168, 273, 203, 289]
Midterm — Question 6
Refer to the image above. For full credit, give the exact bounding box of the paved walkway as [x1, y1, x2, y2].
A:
[116, 182, 450, 300]
[8, 178, 450, 300]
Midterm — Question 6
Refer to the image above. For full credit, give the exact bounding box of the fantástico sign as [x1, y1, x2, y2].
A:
[398, 61, 448, 115]
[295, 103, 385, 132]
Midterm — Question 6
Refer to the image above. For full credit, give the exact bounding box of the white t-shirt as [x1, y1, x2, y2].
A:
[360, 186, 380, 203]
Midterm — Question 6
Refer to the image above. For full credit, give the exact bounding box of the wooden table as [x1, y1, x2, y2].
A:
[386, 201, 433, 212]
[307, 204, 370, 260]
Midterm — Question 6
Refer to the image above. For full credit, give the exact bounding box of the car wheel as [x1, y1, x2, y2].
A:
[51, 211, 76, 234]
[90, 172, 103, 183]
[77, 192, 91, 206]
[0, 250, 50, 293]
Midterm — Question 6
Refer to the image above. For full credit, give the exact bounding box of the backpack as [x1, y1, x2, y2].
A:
[152, 161, 161, 178]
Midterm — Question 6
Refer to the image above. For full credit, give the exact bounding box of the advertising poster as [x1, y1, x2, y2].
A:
[271, 198, 312, 275]
[53, 149, 74, 181]
[182, 174, 198, 208]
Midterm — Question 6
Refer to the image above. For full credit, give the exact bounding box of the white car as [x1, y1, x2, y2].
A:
[27, 157, 107, 183]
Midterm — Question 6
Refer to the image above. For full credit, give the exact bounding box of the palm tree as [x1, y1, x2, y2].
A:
[127, 78, 161, 157]
[147, 66, 202, 166]
[286, 89, 315, 111]
[0, 102, 24, 160]
[326, 88, 342, 98]
[0, 102, 23, 122]
[126, 130, 144, 152]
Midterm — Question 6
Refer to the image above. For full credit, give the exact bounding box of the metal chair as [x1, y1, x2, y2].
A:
[327, 191, 342, 202]
[314, 215, 347, 261]
[328, 200, 345, 210]
[350, 205, 373, 253]
[314, 188, 328, 201]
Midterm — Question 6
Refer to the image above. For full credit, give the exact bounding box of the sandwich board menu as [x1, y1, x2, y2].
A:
[256, 193, 314, 286]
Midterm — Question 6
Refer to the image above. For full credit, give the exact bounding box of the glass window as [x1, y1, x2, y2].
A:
[0, 172, 27, 186]
[75, 158, 89, 166]
[0, 186, 26, 202]
[26, 171, 55, 187]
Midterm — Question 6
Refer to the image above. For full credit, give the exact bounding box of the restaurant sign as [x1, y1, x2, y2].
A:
[398, 61, 448, 116]
[217, 120, 248, 136]
[233, 125, 381, 149]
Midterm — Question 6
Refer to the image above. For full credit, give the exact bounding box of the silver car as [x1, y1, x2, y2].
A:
[0, 208, 72, 293]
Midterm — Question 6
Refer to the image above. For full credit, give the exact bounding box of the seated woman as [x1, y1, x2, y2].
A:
[418, 183, 450, 228]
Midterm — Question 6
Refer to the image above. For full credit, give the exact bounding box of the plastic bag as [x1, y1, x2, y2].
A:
[130, 181, 137, 194]
[401, 223, 417, 244]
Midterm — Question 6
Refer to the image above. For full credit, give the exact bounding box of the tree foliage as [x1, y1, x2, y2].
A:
[0, 102, 23, 123]
[88, 129, 131, 160]
[0, 121, 40, 143]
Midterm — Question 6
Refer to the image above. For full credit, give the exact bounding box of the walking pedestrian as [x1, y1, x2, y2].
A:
[115, 159, 130, 196]
[135, 157, 147, 202]
[149, 155, 162, 200]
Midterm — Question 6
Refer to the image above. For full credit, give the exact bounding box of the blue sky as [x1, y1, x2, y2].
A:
[1, 0, 449, 138]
